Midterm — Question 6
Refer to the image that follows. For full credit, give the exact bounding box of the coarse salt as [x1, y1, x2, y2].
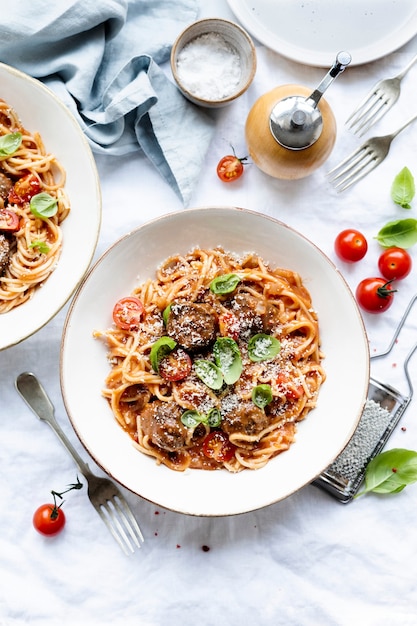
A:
[176, 32, 242, 101]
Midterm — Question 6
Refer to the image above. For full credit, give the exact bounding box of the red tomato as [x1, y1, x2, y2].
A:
[378, 247, 412, 281]
[202, 431, 236, 462]
[219, 311, 240, 340]
[0, 208, 20, 232]
[33, 503, 66, 536]
[112, 296, 145, 330]
[276, 371, 304, 400]
[158, 347, 192, 381]
[334, 229, 368, 263]
[355, 277, 396, 313]
[216, 154, 247, 183]
[8, 173, 41, 205]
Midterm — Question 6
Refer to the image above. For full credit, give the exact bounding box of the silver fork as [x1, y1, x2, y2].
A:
[327, 113, 417, 192]
[16, 372, 144, 555]
[346, 52, 417, 136]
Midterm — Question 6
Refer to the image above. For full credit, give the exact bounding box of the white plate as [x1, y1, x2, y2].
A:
[60, 207, 369, 516]
[0, 63, 101, 350]
[227, 0, 417, 67]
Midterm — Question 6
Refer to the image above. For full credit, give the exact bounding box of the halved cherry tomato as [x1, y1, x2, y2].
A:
[378, 247, 412, 281]
[8, 173, 41, 205]
[112, 296, 145, 330]
[217, 154, 248, 183]
[158, 347, 192, 381]
[218, 311, 240, 340]
[33, 503, 66, 536]
[334, 229, 368, 263]
[276, 371, 304, 400]
[355, 277, 395, 313]
[202, 431, 236, 462]
[0, 208, 20, 232]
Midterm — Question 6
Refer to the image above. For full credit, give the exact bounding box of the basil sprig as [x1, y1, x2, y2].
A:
[391, 166, 415, 209]
[376, 218, 417, 249]
[210, 273, 241, 294]
[248, 333, 281, 362]
[0, 131, 22, 158]
[357, 448, 417, 497]
[213, 337, 242, 385]
[180, 407, 222, 428]
[194, 359, 224, 390]
[150, 336, 176, 372]
[30, 193, 58, 219]
[252, 384, 273, 409]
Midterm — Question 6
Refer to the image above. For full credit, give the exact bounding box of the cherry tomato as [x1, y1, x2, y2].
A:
[276, 371, 304, 401]
[378, 247, 412, 281]
[217, 154, 247, 183]
[355, 277, 396, 313]
[202, 431, 236, 462]
[218, 311, 240, 340]
[112, 296, 145, 330]
[8, 173, 41, 205]
[0, 208, 20, 232]
[33, 503, 66, 536]
[334, 229, 368, 263]
[158, 347, 192, 381]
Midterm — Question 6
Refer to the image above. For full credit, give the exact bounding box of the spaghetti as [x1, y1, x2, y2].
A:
[0, 98, 69, 313]
[95, 248, 326, 472]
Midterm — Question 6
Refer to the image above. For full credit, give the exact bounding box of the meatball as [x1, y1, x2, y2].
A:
[139, 400, 188, 452]
[230, 292, 265, 339]
[166, 302, 217, 351]
[0, 234, 10, 276]
[0, 172, 13, 202]
[221, 397, 269, 436]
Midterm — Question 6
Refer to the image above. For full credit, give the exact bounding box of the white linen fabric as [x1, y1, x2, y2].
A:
[1, 3, 417, 624]
[0, 0, 214, 205]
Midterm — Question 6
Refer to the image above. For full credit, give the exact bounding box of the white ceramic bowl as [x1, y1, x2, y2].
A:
[60, 207, 369, 516]
[0, 63, 101, 350]
[171, 18, 257, 108]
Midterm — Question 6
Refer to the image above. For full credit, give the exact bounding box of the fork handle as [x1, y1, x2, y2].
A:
[396, 51, 417, 80]
[16, 372, 92, 478]
[390, 112, 417, 139]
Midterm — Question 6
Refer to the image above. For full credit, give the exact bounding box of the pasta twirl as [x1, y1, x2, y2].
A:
[0, 99, 69, 313]
[95, 248, 326, 473]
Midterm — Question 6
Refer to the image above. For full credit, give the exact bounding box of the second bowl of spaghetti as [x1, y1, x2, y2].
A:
[60, 207, 369, 516]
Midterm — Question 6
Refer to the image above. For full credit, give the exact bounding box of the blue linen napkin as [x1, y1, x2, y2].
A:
[0, 0, 214, 205]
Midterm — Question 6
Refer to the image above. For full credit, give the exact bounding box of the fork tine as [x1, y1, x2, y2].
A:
[327, 145, 366, 178]
[95, 496, 143, 555]
[331, 153, 380, 192]
[345, 82, 382, 125]
[346, 91, 383, 128]
[353, 97, 392, 136]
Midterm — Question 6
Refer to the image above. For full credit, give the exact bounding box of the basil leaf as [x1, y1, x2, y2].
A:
[252, 384, 273, 409]
[207, 408, 221, 428]
[375, 218, 417, 249]
[391, 167, 415, 209]
[162, 304, 171, 326]
[210, 273, 241, 294]
[0, 131, 22, 158]
[29, 240, 50, 254]
[194, 359, 224, 390]
[248, 333, 281, 362]
[150, 336, 176, 372]
[181, 410, 202, 428]
[357, 448, 417, 497]
[30, 193, 58, 219]
[213, 337, 242, 385]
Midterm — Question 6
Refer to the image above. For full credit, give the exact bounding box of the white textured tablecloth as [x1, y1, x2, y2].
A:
[2, 2, 417, 625]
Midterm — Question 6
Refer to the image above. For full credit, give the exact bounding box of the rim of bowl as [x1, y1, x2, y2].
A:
[170, 17, 257, 106]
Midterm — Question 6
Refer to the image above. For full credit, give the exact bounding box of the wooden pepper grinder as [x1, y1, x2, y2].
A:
[245, 51, 351, 180]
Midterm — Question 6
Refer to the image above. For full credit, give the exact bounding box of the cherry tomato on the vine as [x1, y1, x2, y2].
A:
[378, 247, 412, 281]
[112, 296, 145, 330]
[355, 277, 396, 314]
[217, 154, 248, 183]
[334, 229, 368, 263]
[33, 503, 66, 536]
